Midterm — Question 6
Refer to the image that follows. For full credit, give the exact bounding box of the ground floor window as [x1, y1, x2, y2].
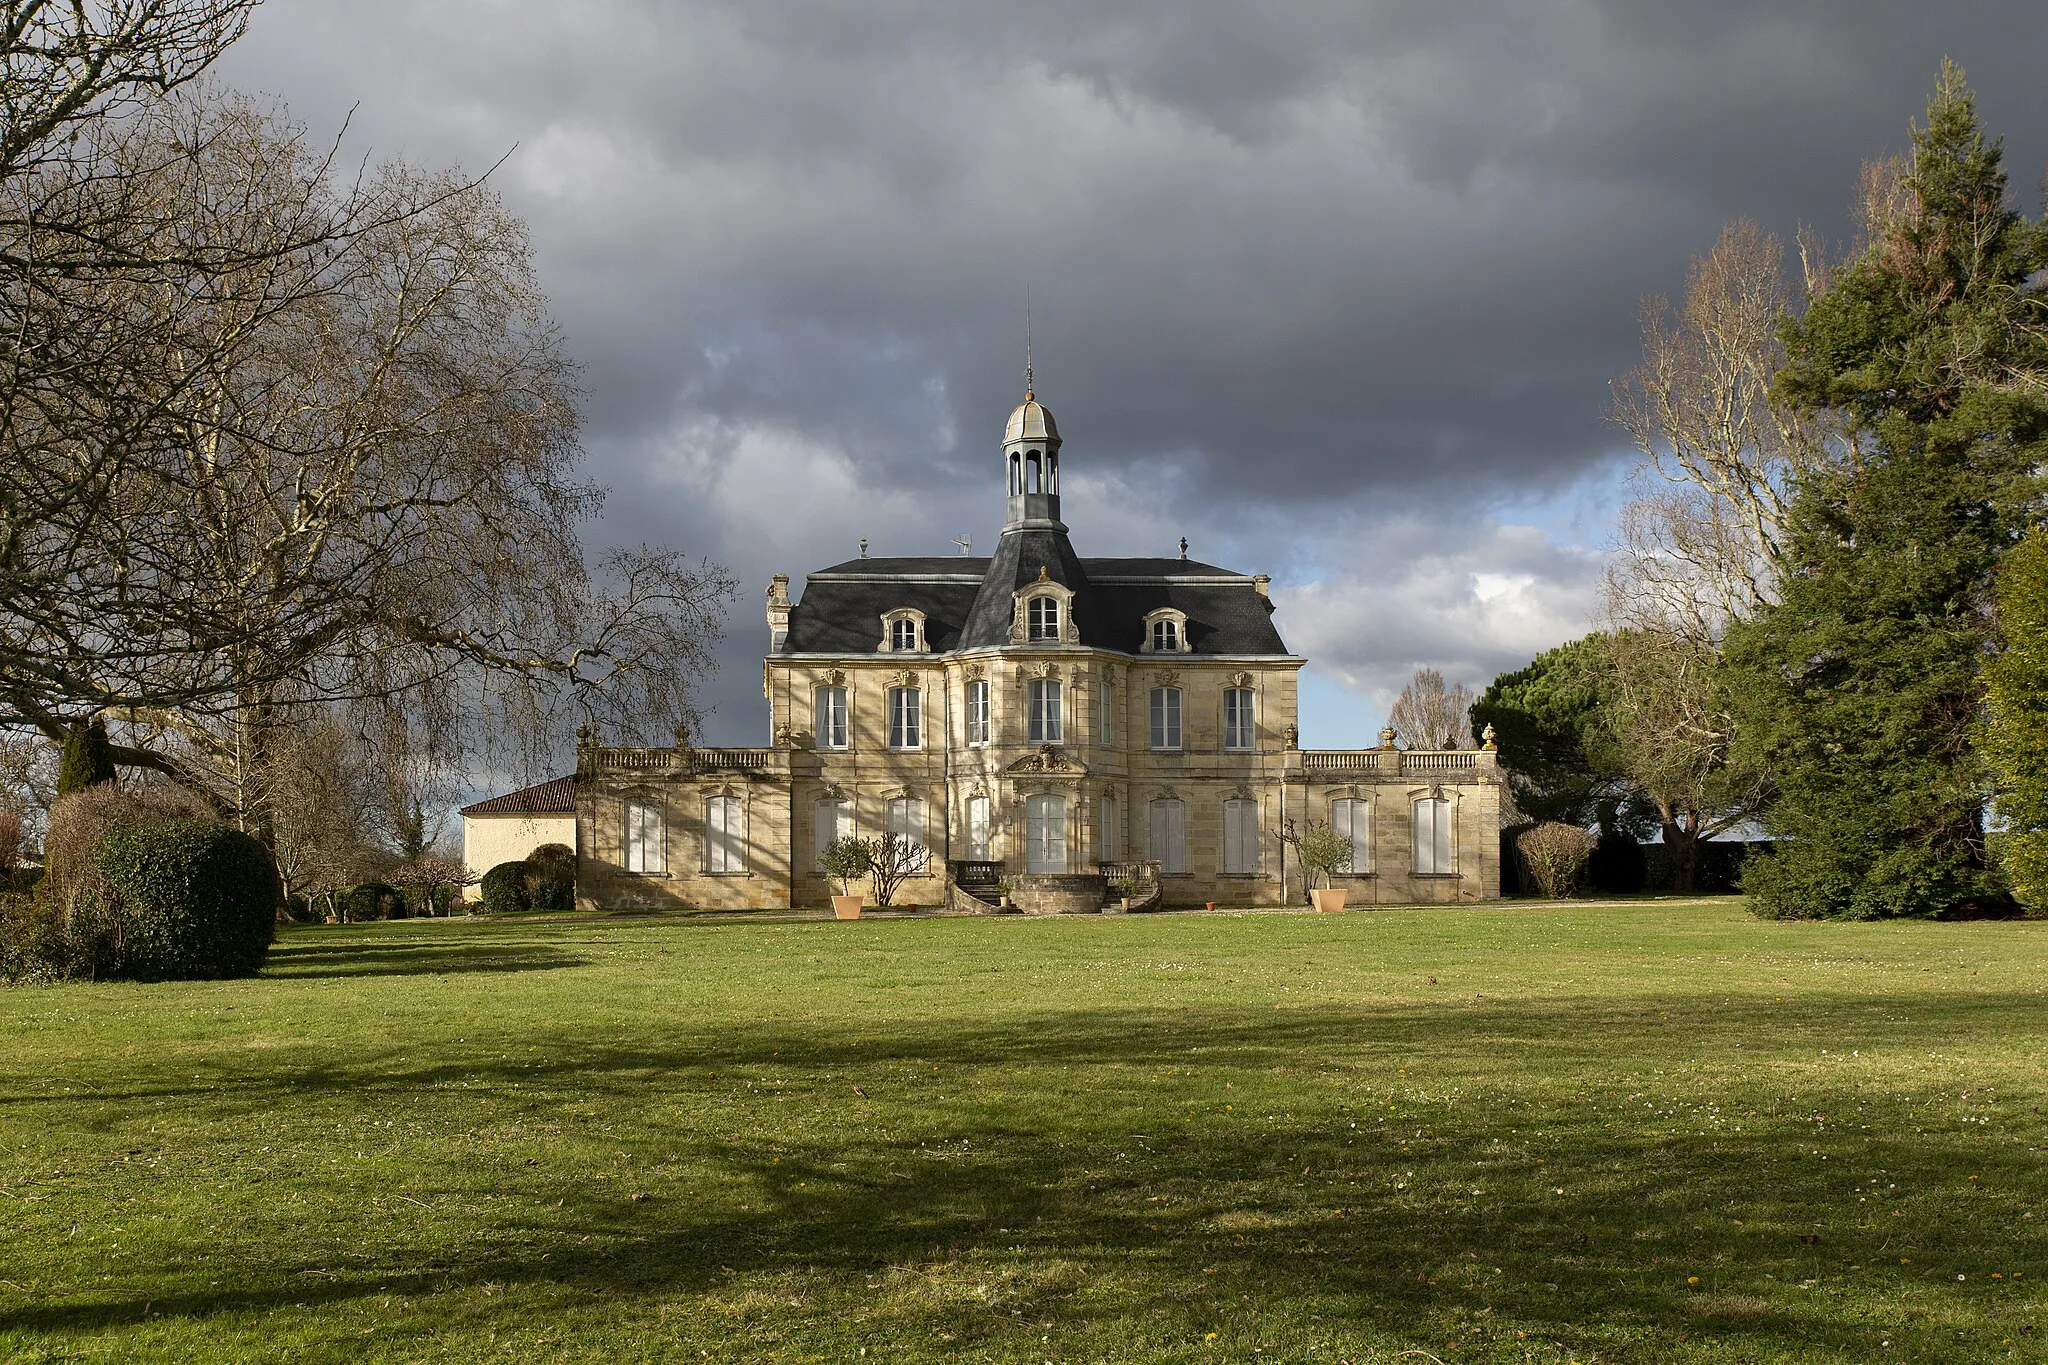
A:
[888, 796, 928, 872]
[1149, 798, 1188, 875]
[625, 798, 664, 873]
[1098, 792, 1121, 862]
[812, 798, 849, 870]
[1331, 798, 1368, 875]
[706, 794, 743, 873]
[1413, 797, 1453, 875]
[966, 795, 992, 860]
[1222, 797, 1258, 874]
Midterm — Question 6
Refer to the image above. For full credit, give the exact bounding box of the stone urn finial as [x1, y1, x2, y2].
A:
[1378, 724, 1398, 750]
[1481, 722, 1497, 751]
[673, 720, 692, 750]
[575, 723, 594, 748]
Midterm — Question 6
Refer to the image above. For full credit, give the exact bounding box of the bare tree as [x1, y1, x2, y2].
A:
[866, 832, 924, 908]
[1389, 667, 1475, 751]
[1607, 222, 1836, 644]
[0, 94, 735, 830]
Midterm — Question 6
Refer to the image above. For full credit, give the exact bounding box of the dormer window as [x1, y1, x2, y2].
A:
[879, 608, 926, 653]
[1142, 608, 1190, 654]
[1028, 596, 1060, 642]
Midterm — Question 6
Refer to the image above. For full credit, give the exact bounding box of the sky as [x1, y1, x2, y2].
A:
[215, 1, 2048, 754]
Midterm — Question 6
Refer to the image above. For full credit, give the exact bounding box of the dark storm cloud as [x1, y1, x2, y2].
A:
[216, 1, 2048, 744]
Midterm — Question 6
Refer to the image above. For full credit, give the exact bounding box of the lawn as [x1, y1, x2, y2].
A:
[0, 900, 2042, 1363]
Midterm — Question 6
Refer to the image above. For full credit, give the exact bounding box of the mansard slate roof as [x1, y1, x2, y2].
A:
[460, 776, 577, 817]
[782, 544, 1292, 657]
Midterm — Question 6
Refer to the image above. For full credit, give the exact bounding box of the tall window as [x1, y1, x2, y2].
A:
[1151, 618, 1179, 652]
[966, 795, 992, 860]
[1149, 798, 1188, 875]
[1028, 596, 1060, 642]
[888, 687, 921, 749]
[815, 686, 848, 750]
[965, 679, 990, 746]
[625, 799, 664, 873]
[1331, 799, 1368, 876]
[812, 798, 849, 869]
[1222, 798, 1258, 874]
[1028, 678, 1063, 743]
[1413, 797, 1453, 875]
[1099, 792, 1121, 861]
[706, 795, 744, 873]
[888, 796, 928, 872]
[1223, 687, 1255, 751]
[1149, 686, 1182, 750]
[1024, 793, 1066, 873]
[891, 618, 919, 651]
[1098, 680, 1115, 747]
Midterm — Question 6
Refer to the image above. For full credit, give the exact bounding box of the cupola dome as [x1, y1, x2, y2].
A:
[1005, 393, 1059, 445]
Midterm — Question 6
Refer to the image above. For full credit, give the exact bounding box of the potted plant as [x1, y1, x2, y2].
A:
[820, 835, 873, 919]
[1298, 823, 1354, 912]
[1109, 877, 1135, 911]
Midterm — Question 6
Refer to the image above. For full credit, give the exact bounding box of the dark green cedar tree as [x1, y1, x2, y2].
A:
[1725, 62, 2048, 919]
[54, 718, 117, 797]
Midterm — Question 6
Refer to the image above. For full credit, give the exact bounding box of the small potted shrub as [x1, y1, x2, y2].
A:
[819, 835, 872, 919]
[1109, 877, 1135, 911]
[1298, 823, 1354, 912]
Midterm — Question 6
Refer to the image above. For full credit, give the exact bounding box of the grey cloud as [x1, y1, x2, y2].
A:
[212, 2, 2048, 744]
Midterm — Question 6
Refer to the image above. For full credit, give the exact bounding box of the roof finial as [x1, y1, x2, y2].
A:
[1179, 536, 1189, 561]
[859, 536, 868, 559]
[1023, 285, 1033, 399]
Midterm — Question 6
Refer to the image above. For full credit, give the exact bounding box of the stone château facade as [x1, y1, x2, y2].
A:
[572, 388, 1503, 911]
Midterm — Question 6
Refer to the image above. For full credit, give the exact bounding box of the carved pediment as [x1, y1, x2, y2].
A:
[1005, 745, 1087, 776]
[964, 663, 986, 682]
[1229, 671, 1255, 689]
[821, 669, 846, 687]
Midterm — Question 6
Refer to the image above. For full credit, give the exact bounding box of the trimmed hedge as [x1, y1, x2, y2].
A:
[526, 843, 576, 912]
[480, 860, 532, 915]
[1587, 832, 1648, 894]
[340, 882, 400, 922]
[93, 821, 279, 981]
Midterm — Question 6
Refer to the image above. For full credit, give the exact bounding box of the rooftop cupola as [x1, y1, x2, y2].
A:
[1003, 389, 1065, 532]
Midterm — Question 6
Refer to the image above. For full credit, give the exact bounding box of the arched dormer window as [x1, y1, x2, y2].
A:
[879, 608, 926, 653]
[1028, 595, 1060, 642]
[1010, 576, 1076, 645]
[1141, 607, 1190, 654]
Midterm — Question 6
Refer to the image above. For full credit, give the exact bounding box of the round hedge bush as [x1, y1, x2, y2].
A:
[340, 881, 400, 922]
[93, 821, 279, 981]
[525, 843, 576, 912]
[480, 860, 532, 915]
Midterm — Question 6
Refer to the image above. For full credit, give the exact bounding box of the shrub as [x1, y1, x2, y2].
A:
[339, 882, 400, 922]
[39, 783, 215, 918]
[526, 843, 577, 912]
[818, 836, 872, 897]
[480, 860, 532, 915]
[1296, 823, 1354, 889]
[1516, 822, 1597, 899]
[90, 821, 279, 981]
[55, 718, 117, 798]
[0, 810, 21, 877]
[1586, 831, 1648, 895]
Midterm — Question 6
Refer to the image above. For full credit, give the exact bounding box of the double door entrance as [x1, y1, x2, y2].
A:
[1023, 793, 1067, 874]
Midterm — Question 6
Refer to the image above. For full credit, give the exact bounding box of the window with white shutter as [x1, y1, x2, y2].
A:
[1149, 798, 1188, 875]
[1223, 798, 1258, 874]
[624, 799, 664, 873]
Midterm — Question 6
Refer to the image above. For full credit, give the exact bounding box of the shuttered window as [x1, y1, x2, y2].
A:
[1149, 798, 1188, 875]
[1331, 799, 1368, 875]
[706, 795, 743, 873]
[625, 799, 664, 873]
[1223, 798, 1258, 874]
[1413, 798, 1453, 875]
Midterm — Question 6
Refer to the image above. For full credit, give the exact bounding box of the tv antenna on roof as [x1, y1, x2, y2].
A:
[952, 535, 972, 555]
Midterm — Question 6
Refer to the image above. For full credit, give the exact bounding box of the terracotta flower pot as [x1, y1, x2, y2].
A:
[831, 894, 863, 920]
[1310, 887, 1349, 913]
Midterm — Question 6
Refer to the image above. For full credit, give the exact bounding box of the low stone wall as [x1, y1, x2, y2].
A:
[1010, 872, 1109, 915]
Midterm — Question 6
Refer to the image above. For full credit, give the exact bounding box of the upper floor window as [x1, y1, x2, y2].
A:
[815, 686, 848, 750]
[625, 799, 664, 874]
[888, 686, 922, 749]
[706, 795, 744, 874]
[1098, 680, 1115, 747]
[1149, 686, 1182, 751]
[1028, 596, 1061, 642]
[965, 679, 990, 746]
[1223, 687, 1255, 751]
[1028, 678, 1063, 744]
[1413, 797, 1453, 875]
[892, 618, 919, 651]
[1151, 618, 1179, 652]
[966, 795, 992, 860]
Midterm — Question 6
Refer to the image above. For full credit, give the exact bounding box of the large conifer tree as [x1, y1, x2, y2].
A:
[1725, 63, 2048, 918]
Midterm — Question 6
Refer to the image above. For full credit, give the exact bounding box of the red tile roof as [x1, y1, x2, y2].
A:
[460, 776, 577, 817]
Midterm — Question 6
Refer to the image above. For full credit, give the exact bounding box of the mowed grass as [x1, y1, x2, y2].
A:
[1, 902, 2044, 1363]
